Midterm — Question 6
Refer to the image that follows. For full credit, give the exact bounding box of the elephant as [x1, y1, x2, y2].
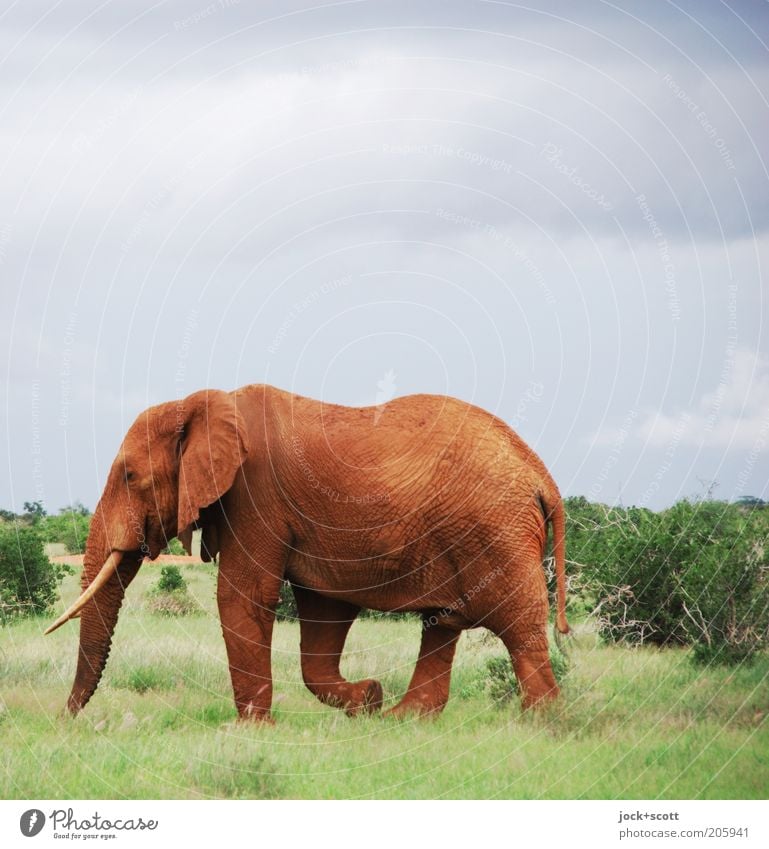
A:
[47, 385, 569, 720]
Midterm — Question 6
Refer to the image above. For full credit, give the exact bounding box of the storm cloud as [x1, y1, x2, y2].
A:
[2, 0, 767, 511]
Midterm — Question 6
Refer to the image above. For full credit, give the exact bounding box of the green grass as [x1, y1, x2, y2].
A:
[1, 564, 767, 799]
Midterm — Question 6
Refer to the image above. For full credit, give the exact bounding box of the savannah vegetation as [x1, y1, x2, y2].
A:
[0, 495, 767, 798]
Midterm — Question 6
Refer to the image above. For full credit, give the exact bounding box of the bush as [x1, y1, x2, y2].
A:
[560, 496, 616, 620]
[162, 538, 187, 556]
[273, 582, 414, 623]
[147, 565, 199, 616]
[677, 502, 769, 665]
[485, 655, 518, 702]
[275, 581, 298, 621]
[147, 592, 199, 617]
[0, 524, 72, 621]
[577, 499, 769, 665]
[156, 565, 186, 593]
[41, 505, 91, 554]
[358, 608, 413, 621]
[582, 506, 689, 646]
[485, 645, 569, 703]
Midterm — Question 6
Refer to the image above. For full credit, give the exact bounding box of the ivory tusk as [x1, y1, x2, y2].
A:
[44, 551, 124, 635]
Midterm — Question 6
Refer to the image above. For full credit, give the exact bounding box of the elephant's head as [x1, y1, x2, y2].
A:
[46, 389, 249, 714]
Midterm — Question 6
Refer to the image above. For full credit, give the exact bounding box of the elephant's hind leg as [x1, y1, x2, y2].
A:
[294, 585, 383, 716]
[502, 631, 559, 710]
[385, 616, 460, 718]
[488, 603, 559, 710]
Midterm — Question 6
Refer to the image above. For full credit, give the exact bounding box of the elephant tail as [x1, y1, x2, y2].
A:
[541, 492, 570, 635]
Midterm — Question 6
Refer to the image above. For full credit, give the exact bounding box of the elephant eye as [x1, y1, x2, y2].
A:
[125, 471, 135, 483]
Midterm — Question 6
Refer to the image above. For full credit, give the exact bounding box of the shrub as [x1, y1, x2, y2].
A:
[146, 592, 199, 617]
[0, 524, 72, 621]
[156, 565, 186, 593]
[578, 499, 769, 665]
[162, 537, 187, 556]
[486, 655, 518, 702]
[273, 582, 414, 622]
[275, 581, 298, 621]
[358, 608, 413, 621]
[485, 645, 569, 703]
[584, 506, 689, 646]
[147, 565, 198, 616]
[41, 505, 91, 554]
[677, 502, 769, 665]
[559, 496, 615, 620]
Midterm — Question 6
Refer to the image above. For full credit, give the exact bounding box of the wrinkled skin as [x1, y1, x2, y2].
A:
[52, 386, 568, 721]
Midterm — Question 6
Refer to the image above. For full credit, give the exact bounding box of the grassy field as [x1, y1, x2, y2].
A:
[1, 563, 767, 799]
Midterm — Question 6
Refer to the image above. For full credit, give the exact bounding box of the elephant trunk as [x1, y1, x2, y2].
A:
[64, 506, 142, 715]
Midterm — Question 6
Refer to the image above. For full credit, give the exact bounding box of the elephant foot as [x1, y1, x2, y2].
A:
[236, 702, 275, 724]
[384, 692, 447, 719]
[308, 678, 383, 715]
[237, 714, 275, 726]
[345, 678, 383, 717]
[521, 685, 560, 712]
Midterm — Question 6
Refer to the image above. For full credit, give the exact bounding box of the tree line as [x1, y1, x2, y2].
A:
[2, 495, 768, 665]
[0, 501, 90, 622]
[0, 500, 92, 554]
[562, 495, 769, 665]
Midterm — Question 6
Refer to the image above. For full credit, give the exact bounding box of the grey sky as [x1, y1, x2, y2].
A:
[2, 0, 767, 513]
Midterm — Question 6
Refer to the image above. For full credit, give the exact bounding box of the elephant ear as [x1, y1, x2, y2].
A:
[176, 390, 249, 541]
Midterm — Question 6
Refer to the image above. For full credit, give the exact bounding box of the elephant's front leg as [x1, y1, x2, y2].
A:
[294, 585, 383, 716]
[217, 555, 284, 722]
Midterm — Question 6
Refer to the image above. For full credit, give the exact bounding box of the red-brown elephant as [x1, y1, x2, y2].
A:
[47, 385, 569, 721]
